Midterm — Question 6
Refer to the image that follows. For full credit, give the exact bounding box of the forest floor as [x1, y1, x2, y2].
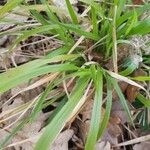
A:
[0, 0, 150, 150]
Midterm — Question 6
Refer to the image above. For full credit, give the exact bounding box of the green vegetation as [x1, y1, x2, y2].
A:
[0, 0, 150, 150]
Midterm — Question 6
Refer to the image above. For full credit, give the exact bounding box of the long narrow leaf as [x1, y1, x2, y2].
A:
[97, 75, 112, 138]
[129, 18, 150, 35]
[79, 0, 104, 18]
[35, 76, 90, 150]
[85, 68, 103, 150]
[131, 76, 150, 81]
[110, 78, 133, 125]
[30, 70, 90, 122]
[137, 94, 150, 108]
[30, 9, 49, 25]
[0, 54, 79, 93]
[10, 25, 59, 50]
[91, 6, 98, 35]
[60, 23, 99, 40]
[0, 119, 28, 148]
[0, 63, 78, 94]
[125, 10, 137, 36]
[116, 0, 126, 19]
[117, 4, 150, 26]
[41, 0, 72, 44]
[65, 0, 78, 24]
[119, 63, 137, 76]
[0, 0, 24, 18]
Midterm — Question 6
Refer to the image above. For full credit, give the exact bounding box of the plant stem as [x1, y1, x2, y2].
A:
[112, 5, 118, 73]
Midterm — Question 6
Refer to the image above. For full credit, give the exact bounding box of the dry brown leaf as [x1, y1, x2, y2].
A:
[126, 84, 139, 103]
[126, 69, 147, 103]
[8, 122, 75, 150]
[112, 81, 128, 100]
[12, 112, 50, 150]
[0, 112, 49, 150]
[105, 44, 130, 71]
[52, 0, 78, 18]
[1, 96, 24, 124]
[79, 97, 105, 143]
[101, 128, 119, 145]
[109, 114, 121, 125]
[0, 13, 27, 32]
[107, 123, 122, 138]
[79, 95, 128, 146]
[111, 101, 129, 124]
[95, 141, 111, 150]
[133, 0, 144, 5]
[99, 101, 129, 146]
[51, 129, 74, 150]
[79, 99, 94, 143]
[133, 142, 150, 150]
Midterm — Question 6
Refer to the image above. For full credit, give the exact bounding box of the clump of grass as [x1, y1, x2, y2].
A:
[0, 0, 150, 150]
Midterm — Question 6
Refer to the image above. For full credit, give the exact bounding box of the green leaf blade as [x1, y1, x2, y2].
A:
[35, 76, 90, 150]
[0, 0, 24, 18]
[65, 0, 78, 24]
[97, 75, 112, 138]
[85, 68, 103, 150]
[0, 54, 79, 94]
[129, 18, 150, 35]
[110, 78, 133, 125]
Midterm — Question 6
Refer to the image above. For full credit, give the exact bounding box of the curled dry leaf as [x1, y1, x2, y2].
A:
[109, 114, 121, 125]
[112, 81, 128, 100]
[126, 69, 147, 103]
[126, 84, 139, 103]
[107, 123, 122, 138]
[133, 69, 147, 77]
[108, 69, 148, 103]
[79, 93, 130, 146]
